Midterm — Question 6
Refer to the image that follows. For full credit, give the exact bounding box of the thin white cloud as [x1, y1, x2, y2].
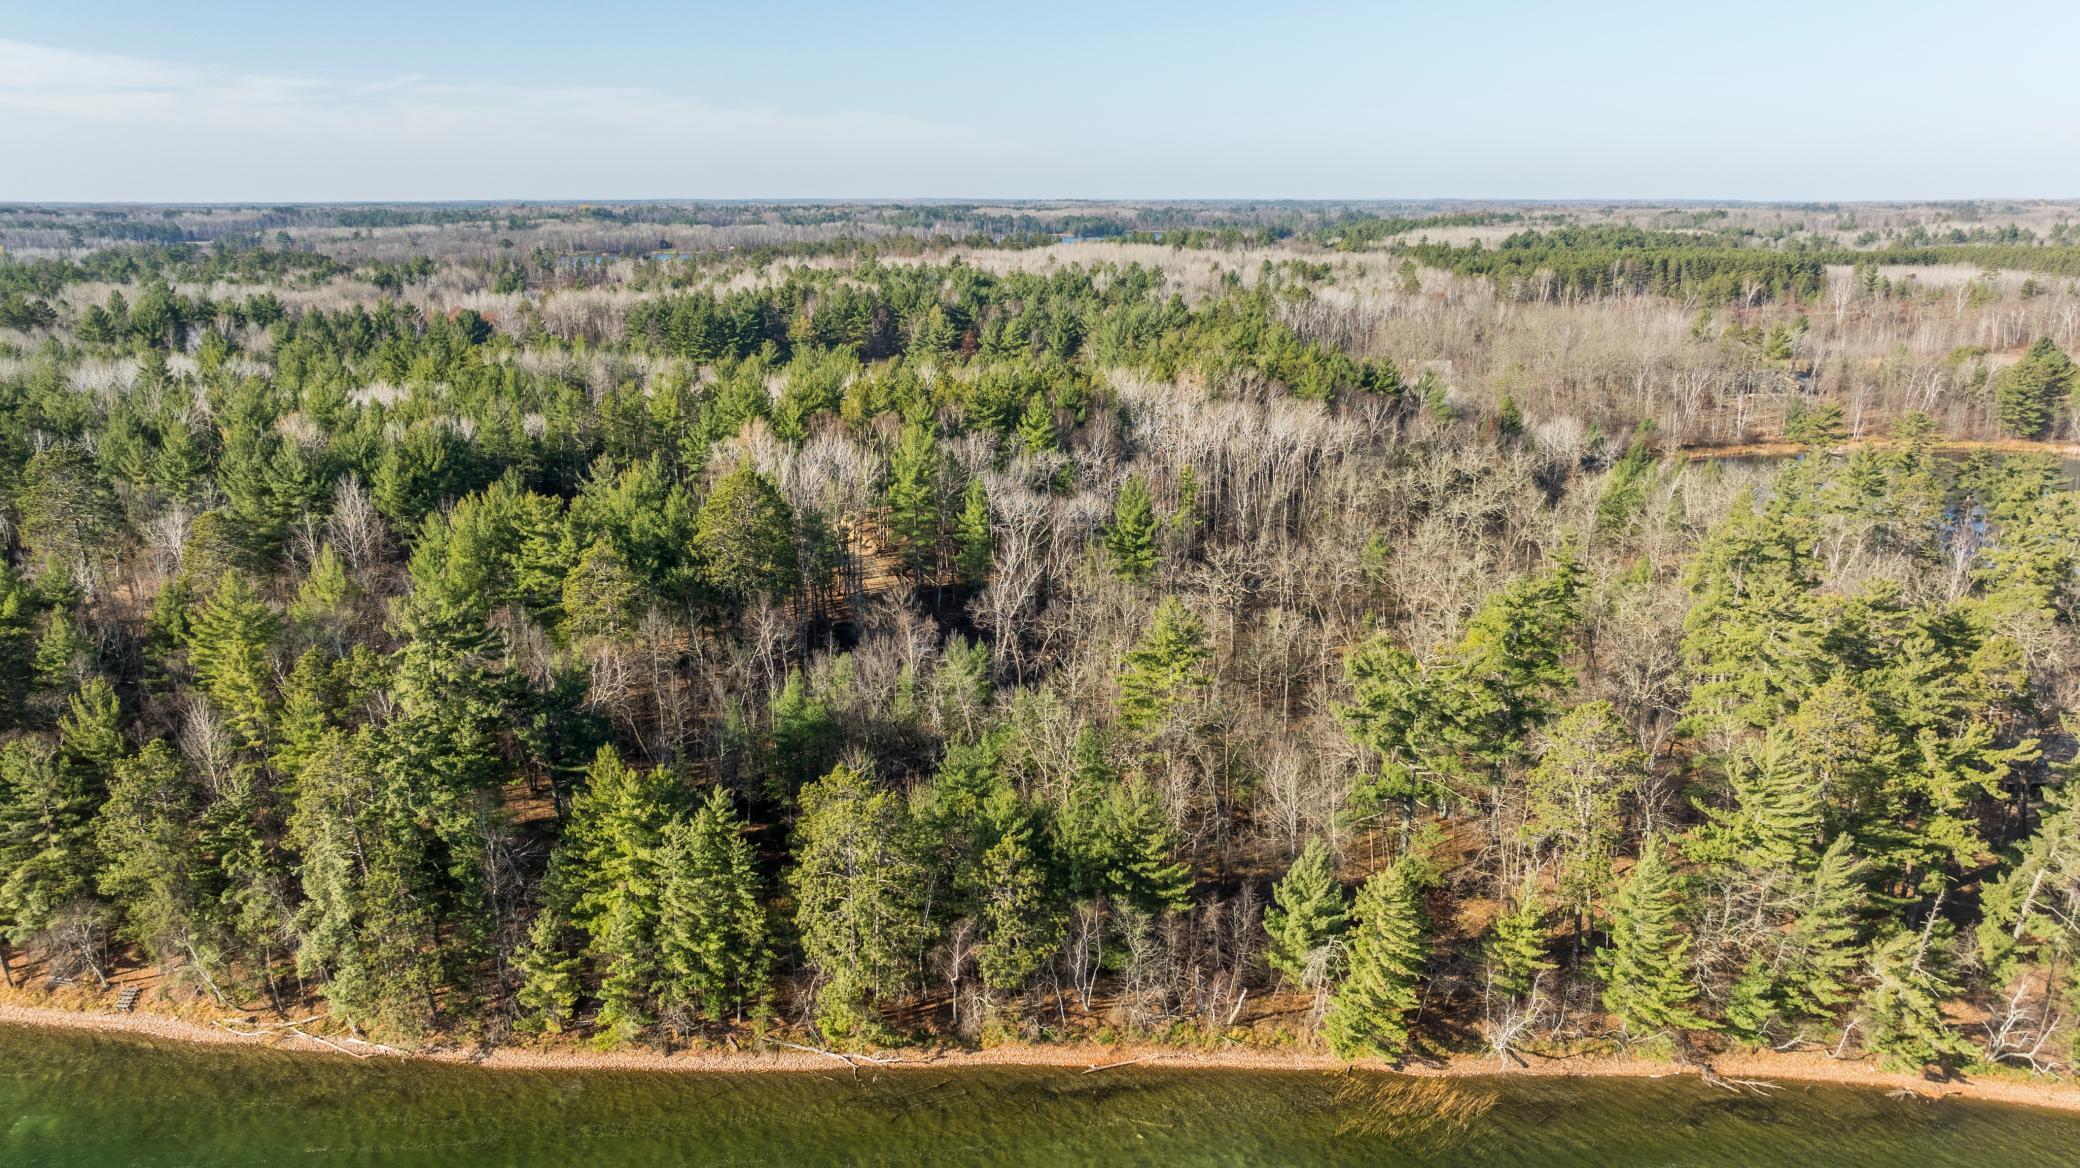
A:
[0, 39, 1008, 200]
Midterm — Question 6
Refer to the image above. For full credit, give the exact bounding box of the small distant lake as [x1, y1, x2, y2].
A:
[5, 1024, 2080, 1166]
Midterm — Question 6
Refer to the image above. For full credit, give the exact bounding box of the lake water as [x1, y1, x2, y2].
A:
[6, 1024, 2080, 1167]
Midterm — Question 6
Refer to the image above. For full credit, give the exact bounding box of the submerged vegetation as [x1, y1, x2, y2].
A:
[15, 1022, 2080, 1168]
[5, 199, 2080, 1079]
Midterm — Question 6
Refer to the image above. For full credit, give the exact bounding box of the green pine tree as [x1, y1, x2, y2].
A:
[1056, 747, 1193, 916]
[1015, 394, 1058, 455]
[973, 815, 1063, 993]
[1977, 790, 2080, 986]
[932, 636, 993, 741]
[1496, 394, 1525, 438]
[910, 305, 958, 362]
[1484, 878, 1556, 1001]
[1104, 474, 1159, 583]
[1995, 336, 2077, 439]
[592, 880, 658, 1045]
[19, 444, 123, 594]
[1722, 958, 1781, 1041]
[1680, 496, 1826, 734]
[766, 669, 839, 801]
[56, 678, 125, 791]
[1342, 552, 1586, 809]
[656, 789, 769, 1024]
[153, 420, 209, 504]
[514, 901, 582, 1034]
[788, 765, 930, 1039]
[1732, 836, 1867, 1037]
[1700, 727, 1825, 871]
[563, 746, 670, 943]
[0, 567, 34, 729]
[290, 544, 357, 632]
[0, 738, 101, 959]
[1784, 838, 1869, 1006]
[1862, 909, 1973, 1071]
[272, 649, 349, 780]
[954, 477, 993, 586]
[1263, 838, 1348, 989]
[1524, 701, 1644, 942]
[560, 540, 643, 642]
[1117, 598, 1212, 734]
[1784, 398, 1847, 449]
[94, 739, 220, 977]
[695, 465, 799, 601]
[34, 606, 92, 693]
[1170, 465, 1203, 542]
[185, 572, 281, 753]
[1100, 781, 1194, 915]
[1596, 428, 1656, 533]
[1322, 859, 1427, 1060]
[1593, 838, 1712, 1037]
[885, 422, 945, 579]
[287, 730, 447, 1037]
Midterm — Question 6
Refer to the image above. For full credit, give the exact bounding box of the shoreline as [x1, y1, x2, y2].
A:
[7, 1002, 2080, 1114]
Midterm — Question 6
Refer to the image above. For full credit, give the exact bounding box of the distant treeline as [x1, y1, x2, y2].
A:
[1405, 227, 2080, 303]
[0, 245, 340, 299]
[1316, 211, 1531, 250]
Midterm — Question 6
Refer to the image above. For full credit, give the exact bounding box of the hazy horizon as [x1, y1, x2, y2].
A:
[10, 197, 2077, 208]
[7, 0, 2080, 203]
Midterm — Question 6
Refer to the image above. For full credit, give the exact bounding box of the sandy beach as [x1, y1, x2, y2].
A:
[6, 1000, 2078, 1114]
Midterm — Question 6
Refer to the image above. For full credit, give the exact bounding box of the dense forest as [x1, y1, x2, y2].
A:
[5, 200, 2080, 1077]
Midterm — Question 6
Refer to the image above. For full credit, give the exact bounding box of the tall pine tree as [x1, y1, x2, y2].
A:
[656, 789, 769, 1025]
[1322, 858, 1427, 1060]
[954, 477, 993, 587]
[972, 814, 1063, 994]
[1104, 474, 1159, 583]
[1484, 878, 1556, 1002]
[789, 765, 929, 1038]
[1593, 838, 1712, 1037]
[1863, 900, 1972, 1071]
[885, 422, 945, 581]
[1263, 838, 1347, 990]
[1117, 598, 1212, 734]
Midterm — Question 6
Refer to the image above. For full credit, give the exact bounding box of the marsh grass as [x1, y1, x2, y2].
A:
[1331, 1073, 1498, 1156]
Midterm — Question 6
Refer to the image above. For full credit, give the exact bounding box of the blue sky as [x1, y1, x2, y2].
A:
[3, 0, 2077, 201]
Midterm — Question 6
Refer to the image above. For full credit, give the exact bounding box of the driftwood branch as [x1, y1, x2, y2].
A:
[211, 1016, 320, 1038]
[341, 1036, 404, 1056]
[1083, 1056, 1153, 1074]
[286, 1026, 371, 1059]
[1698, 1066, 1783, 1093]
[211, 1015, 391, 1061]
[768, 1039, 909, 1068]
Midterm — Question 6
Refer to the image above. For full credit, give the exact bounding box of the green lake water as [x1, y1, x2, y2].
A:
[6, 1023, 2080, 1167]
